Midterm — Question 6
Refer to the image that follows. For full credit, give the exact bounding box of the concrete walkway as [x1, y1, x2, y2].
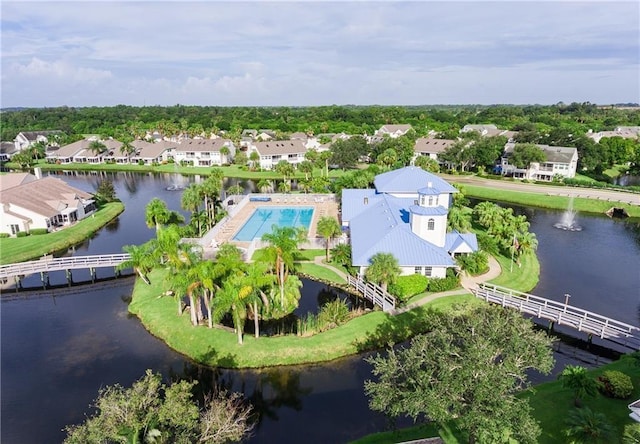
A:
[391, 256, 502, 315]
[303, 252, 503, 316]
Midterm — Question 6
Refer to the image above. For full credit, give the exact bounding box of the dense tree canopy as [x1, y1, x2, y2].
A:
[365, 304, 555, 443]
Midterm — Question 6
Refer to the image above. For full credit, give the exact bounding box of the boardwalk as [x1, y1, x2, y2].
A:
[0, 254, 131, 280]
[474, 283, 640, 351]
[347, 275, 396, 312]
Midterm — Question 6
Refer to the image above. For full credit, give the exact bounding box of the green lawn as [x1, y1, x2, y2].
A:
[128, 267, 475, 368]
[523, 353, 640, 444]
[0, 202, 124, 264]
[489, 251, 539, 292]
[15, 160, 349, 180]
[297, 262, 347, 284]
[462, 184, 640, 218]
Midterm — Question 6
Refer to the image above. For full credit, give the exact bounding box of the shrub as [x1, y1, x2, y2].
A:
[317, 299, 350, 331]
[389, 274, 428, 302]
[16, 231, 28, 238]
[138, 159, 145, 166]
[455, 251, 489, 275]
[29, 228, 49, 236]
[427, 271, 460, 293]
[0, 233, 10, 238]
[476, 233, 499, 256]
[598, 370, 633, 398]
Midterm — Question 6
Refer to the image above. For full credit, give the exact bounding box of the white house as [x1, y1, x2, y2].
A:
[14, 130, 62, 150]
[0, 171, 96, 236]
[341, 167, 478, 279]
[46, 139, 91, 164]
[374, 124, 413, 138]
[129, 140, 178, 165]
[250, 140, 307, 170]
[413, 137, 456, 163]
[586, 126, 640, 143]
[500, 143, 578, 180]
[0, 141, 19, 161]
[174, 139, 235, 166]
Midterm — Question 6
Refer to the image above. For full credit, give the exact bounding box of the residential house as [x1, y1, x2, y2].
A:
[129, 140, 178, 165]
[0, 171, 96, 236]
[460, 124, 499, 136]
[341, 166, 478, 279]
[250, 140, 306, 169]
[14, 130, 62, 150]
[0, 141, 19, 161]
[413, 137, 456, 163]
[374, 124, 413, 138]
[46, 139, 91, 164]
[500, 143, 578, 180]
[174, 139, 235, 166]
[586, 126, 640, 143]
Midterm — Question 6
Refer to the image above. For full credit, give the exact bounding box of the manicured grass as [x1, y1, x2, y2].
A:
[19, 160, 349, 180]
[462, 184, 640, 218]
[350, 424, 450, 444]
[128, 267, 474, 368]
[522, 353, 640, 443]
[0, 202, 124, 264]
[251, 248, 325, 262]
[297, 262, 347, 284]
[489, 251, 539, 293]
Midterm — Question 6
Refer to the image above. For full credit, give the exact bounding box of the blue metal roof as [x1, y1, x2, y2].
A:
[374, 166, 458, 194]
[417, 186, 441, 195]
[445, 231, 479, 252]
[409, 205, 449, 216]
[349, 193, 456, 267]
[341, 189, 380, 224]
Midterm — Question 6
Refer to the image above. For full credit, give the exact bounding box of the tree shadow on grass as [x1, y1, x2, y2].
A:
[194, 345, 238, 368]
[354, 306, 437, 353]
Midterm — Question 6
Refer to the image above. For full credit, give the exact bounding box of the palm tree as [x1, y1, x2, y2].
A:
[181, 184, 202, 235]
[145, 198, 170, 232]
[219, 146, 230, 164]
[274, 160, 295, 182]
[249, 151, 260, 170]
[298, 160, 314, 180]
[473, 201, 502, 228]
[201, 172, 222, 228]
[558, 365, 598, 407]
[365, 252, 400, 291]
[447, 206, 472, 233]
[257, 179, 272, 194]
[317, 216, 342, 262]
[564, 407, 615, 443]
[117, 243, 155, 284]
[262, 226, 306, 306]
[88, 140, 107, 156]
[119, 140, 136, 161]
[331, 243, 352, 269]
[240, 261, 274, 338]
[226, 184, 244, 202]
[414, 155, 440, 173]
[376, 148, 397, 170]
[277, 180, 291, 194]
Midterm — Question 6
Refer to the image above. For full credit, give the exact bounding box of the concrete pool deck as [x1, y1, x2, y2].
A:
[211, 193, 340, 251]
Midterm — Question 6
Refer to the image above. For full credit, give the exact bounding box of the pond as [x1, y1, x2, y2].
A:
[1, 171, 639, 443]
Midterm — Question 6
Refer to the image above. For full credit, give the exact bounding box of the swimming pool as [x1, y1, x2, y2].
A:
[233, 206, 314, 241]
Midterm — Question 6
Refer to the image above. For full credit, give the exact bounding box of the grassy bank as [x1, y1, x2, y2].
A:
[489, 251, 539, 292]
[128, 267, 476, 368]
[462, 184, 640, 218]
[13, 160, 347, 180]
[524, 353, 640, 443]
[0, 202, 124, 264]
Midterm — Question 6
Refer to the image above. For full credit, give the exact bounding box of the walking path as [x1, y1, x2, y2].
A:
[390, 256, 502, 315]
[303, 253, 503, 315]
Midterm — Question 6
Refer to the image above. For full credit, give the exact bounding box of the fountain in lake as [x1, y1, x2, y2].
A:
[554, 197, 582, 231]
[166, 165, 186, 191]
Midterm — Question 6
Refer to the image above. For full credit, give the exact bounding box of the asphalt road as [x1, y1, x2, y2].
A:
[441, 175, 640, 206]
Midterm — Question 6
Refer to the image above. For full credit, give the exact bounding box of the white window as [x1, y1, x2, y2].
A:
[10, 224, 19, 235]
[428, 196, 433, 206]
[427, 218, 435, 230]
[414, 266, 422, 274]
[424, 267, 432, 277]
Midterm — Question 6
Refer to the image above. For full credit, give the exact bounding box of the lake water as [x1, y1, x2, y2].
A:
[1, 171, 639, 443]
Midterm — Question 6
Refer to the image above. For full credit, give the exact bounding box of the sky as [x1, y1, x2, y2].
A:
[1, 1, 638, 107]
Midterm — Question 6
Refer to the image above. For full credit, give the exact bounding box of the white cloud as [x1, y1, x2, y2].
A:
[1, 1, 638, 107]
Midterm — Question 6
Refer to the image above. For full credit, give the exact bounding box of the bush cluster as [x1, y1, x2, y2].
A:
[427, 272, 460, 293]
[598, 370, 634, 398]
[456, 250, 489, 275]
[389, 274, 428, 302]
[0, 233, 10, 238]
[29, 228, 49, 236]
[16, 232, 28, 238]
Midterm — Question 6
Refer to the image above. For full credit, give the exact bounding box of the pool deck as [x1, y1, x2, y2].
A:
[213, 194, 340, 250]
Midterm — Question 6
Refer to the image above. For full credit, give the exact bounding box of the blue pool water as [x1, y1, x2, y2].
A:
[233, 206, 314, 241]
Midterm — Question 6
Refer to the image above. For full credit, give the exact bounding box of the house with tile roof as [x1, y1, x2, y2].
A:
[250, 140, 307, 169]
[341, 166, 478, 278]
[413, 137, 456, 163]
[129, 140, 178, 165]
[0, 141, 19, 161]
[14, 130, 62, 150]
[174, 139, 235, 166]
[375, 124, 413, 139]
[46, 139, 92, 164]
[500, 143, 578, 180]
[0, 172, 96, 236]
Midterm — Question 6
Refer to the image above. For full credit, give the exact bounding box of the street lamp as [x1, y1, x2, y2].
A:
[564, 293, 571, 306]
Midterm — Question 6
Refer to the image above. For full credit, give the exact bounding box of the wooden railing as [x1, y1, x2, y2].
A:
[347, 275, 396, 312]
[0, 254, 131, 280]
[474, 283, 640, 351]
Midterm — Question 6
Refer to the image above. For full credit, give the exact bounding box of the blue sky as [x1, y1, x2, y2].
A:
[1, 1, 638, 107]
